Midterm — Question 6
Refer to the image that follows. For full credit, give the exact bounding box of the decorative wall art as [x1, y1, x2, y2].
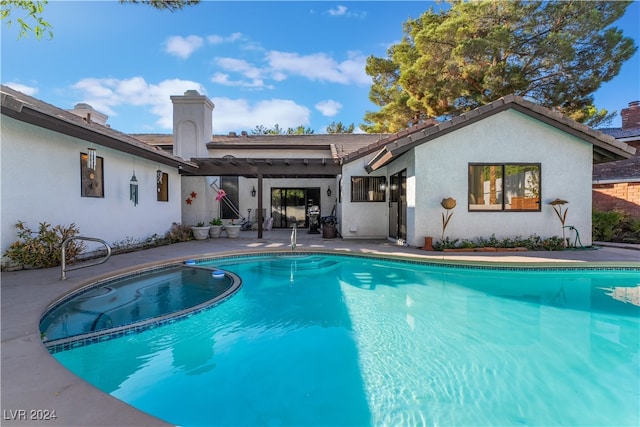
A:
[80, 152, 104, 198]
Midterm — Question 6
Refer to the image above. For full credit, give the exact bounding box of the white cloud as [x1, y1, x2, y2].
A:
[211, 97, 310, 133]
[315, 100, 342, 117]
[328, 5, 348, 16]
[266, 50, 369, 85]
[216, 57, 263, 80]
[207, 32, 243, 44]
[326, 5, 366, 19]
[69, 77, 308, 133]
[211, 72, 268, 89]
[71, 77, 205, 129]
[4, 82, 38, 96]
[165, 35, 204, 59]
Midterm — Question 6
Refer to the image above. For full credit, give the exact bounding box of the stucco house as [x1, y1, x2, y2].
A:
[1, 85, 635, 266]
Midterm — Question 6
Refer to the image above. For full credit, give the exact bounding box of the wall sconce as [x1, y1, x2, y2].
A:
[87, 148, 97, 170]
[129, 172, 138, 206]
[390, 183, 398, 191]
[251, 186, 256, 197]
[156, 170, 163, 184]
[327, 186, 332, 197]
[379, 180, 387, 191]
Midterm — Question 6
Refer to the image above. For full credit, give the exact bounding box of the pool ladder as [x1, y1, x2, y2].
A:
[61, 236, 112, 280]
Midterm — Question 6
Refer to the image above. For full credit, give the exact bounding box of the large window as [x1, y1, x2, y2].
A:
[351, 176, 386, 202]
[468, 164, 540, 211]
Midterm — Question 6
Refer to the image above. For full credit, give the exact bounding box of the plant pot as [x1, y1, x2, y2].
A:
[421, 236, 434, 251]
[191, 227, 210, 240]
[209, 225, 222, 238]
[225, 225, 241, 238]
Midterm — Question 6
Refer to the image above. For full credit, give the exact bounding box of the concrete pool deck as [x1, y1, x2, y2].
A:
[2, 231, 639, 426]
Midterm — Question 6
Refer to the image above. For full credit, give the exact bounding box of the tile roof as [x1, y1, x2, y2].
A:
[598, 127, 640, 140]
[351, 94, 636, 172]
[132, 133, 389, 159]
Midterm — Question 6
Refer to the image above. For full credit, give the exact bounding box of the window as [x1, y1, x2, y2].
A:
[351, 176, 386, 202]
[220, 176, 239, 219]
[468, 163, 540, 211]
[157, 171, 169, 201]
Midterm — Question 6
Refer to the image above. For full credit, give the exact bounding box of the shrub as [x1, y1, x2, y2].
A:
[433, 237, 460, 250]
[593, 210, 640, 243]
[541, 236, 566, 251]
[3, 221, 85, 269]
[592, 210, 623, 242]
[165, 223, 193, 242]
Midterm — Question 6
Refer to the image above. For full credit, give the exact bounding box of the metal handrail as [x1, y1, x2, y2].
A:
[61, 236, 111, 280]
[291, 224, 297, 251]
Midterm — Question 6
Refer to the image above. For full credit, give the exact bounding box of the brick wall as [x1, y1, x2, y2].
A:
[592, 182, 640, 216]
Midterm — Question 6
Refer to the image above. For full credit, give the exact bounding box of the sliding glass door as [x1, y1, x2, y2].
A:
[271, 188, 320, 228]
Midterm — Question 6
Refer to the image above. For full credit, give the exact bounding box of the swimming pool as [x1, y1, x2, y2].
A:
[47, 253, 639, 426]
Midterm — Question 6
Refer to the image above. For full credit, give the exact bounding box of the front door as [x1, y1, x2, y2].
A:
[271, 188, 320, 228]
[388, 170, 407, 240]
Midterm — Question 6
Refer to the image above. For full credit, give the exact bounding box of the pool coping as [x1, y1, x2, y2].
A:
[2, 237, 639, 427]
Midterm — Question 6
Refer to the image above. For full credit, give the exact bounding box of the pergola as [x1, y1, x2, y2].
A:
[184, 156, 342, 238]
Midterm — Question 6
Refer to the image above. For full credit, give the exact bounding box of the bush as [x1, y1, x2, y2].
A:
[593, 210, 640, 243]
[165, 223, 193, 242]
[433, 237, 460, 250]
[541, 236, 566, 251]
[3, 221, 85, 269]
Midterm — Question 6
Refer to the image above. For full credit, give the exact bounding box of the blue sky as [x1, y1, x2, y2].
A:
[2, 1, 638, 135]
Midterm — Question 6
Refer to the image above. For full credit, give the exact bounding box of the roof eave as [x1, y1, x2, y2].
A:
[1, 98, 198, 172]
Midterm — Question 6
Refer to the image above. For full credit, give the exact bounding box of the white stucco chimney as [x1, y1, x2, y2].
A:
[68, 103, 108, 126]
[170, 90, 214, 160]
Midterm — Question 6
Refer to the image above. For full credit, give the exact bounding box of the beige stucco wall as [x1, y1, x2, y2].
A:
[1, 116, 182, 262]
[412, 109, 593, 246]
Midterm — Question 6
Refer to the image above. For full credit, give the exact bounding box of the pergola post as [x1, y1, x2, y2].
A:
[257, 173, 263, 239]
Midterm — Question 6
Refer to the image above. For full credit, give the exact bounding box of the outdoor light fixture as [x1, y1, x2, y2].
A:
[379, 180, 387, 191]
[327, 186, 332, 197]
[390, 183, 399, 191]
[156, 170, 163, 184]
[130, 172, 138, 206]
[251, 186, 256, 197]
[87, 148, 97, 170]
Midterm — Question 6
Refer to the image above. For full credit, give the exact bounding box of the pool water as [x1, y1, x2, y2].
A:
[41, 266, 236, 343]
[52, 254, 639, 426]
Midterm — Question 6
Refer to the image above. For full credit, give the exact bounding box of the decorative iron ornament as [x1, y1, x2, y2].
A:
[130, 172, 138, 206]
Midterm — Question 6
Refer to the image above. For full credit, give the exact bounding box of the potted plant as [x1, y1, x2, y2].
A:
[225, 219, 241, 238]
[209, 218, 223, 238]
[191, 222, 210, 240]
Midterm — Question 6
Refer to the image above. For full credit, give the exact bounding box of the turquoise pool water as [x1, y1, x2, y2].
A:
[52, 254, 639, 426]
[41, 266, 238, 344]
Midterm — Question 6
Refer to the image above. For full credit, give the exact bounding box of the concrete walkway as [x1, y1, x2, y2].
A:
[2, 231, 639, 426]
